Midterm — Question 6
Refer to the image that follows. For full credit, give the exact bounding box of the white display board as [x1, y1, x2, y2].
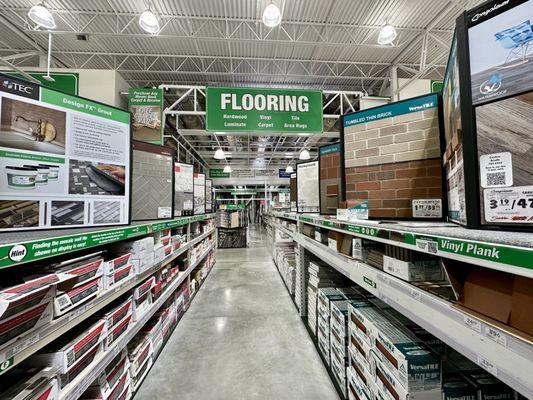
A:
[297, 161, 319, 213]
[193, 172, 206, 215]
[174, 162, 194, 216]
[0, 73, 131, 232]
[205, 179, 213, 213]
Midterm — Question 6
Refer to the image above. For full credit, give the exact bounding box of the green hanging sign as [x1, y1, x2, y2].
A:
[206, 87, 323, 133]
[209, 168, 230, 178]
[3, 71, 79, 95]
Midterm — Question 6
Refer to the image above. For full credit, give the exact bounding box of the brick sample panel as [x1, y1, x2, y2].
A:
[319, 143, 341, 215]
[342, 94, 444, 219]
[131, 141, 174, 221]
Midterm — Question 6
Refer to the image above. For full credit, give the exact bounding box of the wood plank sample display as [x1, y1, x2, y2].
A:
[447, 0, 533, 229]
[342, 94, 444, 219]
[319, 143, 341, 215]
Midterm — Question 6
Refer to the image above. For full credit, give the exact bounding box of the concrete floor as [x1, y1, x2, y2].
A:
[135, 226, 339, 400]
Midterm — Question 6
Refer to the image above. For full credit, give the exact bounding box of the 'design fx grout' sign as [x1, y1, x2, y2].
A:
[206, 87, 323, 133]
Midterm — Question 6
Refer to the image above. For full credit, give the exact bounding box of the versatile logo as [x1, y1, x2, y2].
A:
[480, 74, 503, 95]
[471, 0, 510, 22]
[0, 76, 39, 100]
[8, 244, 27, 262]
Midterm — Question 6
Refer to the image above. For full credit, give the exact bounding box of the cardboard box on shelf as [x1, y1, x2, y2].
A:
[54, 276, 103, 317]
[441, 372, 477, 400]
[462, 371, 514, 400]
[103, 263, 135, 290]
[58, 341, 105, 388]
[100, 297, 133, 332]
[327, 231, 341, 251]
[106, 313, 132, 348]
[445, 259, 533, 337]
[47, 253, 104, 287]
[112, 237, 154, 257]
[330, 348, 348, 398]
[383, 255, 443, 282]
[104, 254, 133, 276]
[348, 327, 373, 373]
[348, 347, 375, 398]
[31, 319, 107, 373]
[128, 334, 153, 379]
[93, 349, 129, 397]
[131, 251, 155, 275]
[347, 367, 373, 400]
[0, 367, 59, 400]
[83, 368, 130, 400]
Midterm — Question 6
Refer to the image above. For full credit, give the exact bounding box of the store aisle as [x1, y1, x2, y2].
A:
[136, 226, 339, 400]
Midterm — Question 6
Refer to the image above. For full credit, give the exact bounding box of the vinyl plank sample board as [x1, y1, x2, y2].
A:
[131, 141, 174, 220]
[290, 173, 297, 212]
[174, 162, 193, 217]
[0, 73, 131, 232]
[297, 161, 320, 213]
[193, 173, 206, 215]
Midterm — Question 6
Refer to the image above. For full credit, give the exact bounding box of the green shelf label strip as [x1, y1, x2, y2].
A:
[0, 214, 214, 269]
[281, 214, 533, 272]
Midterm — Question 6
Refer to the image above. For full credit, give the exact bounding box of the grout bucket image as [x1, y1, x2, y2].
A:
[38, 164, 60, 180]
[24, 164, 50, 185]
[5, 166, 38, 189]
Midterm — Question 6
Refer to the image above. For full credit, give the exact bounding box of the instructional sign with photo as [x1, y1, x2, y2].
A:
[296, 161, 320, 213]
[0, 73, 131, 232]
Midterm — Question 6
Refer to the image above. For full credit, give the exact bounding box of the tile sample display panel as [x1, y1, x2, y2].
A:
[193, 173, 206, 215]
[343, 94, 444, 219]
[297, 161, 320, 213]
[319, 143, 341, 215]
[174, 162, 193, 217]
[131, 141, 174, 220]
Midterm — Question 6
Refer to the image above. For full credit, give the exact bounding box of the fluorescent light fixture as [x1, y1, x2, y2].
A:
[285, 165, 294, 173]
[284, 152, 293, 158]
[299, 149, 310, 160]
[378, 24, 397, 45]
[262, 3, 281, 28]
[139, 8, 160, 34]
[28, 2, 56, 30]
[223, 165, 232, 173]
[213, 148, 226, 160]
[258, 147, 265, 152]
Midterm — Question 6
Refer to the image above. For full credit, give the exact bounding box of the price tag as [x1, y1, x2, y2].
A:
[12, 332, 40, 356]
[485, 327, 507, 347]
[415, 238, 438, 254]
[464, 316, 482, 333]
[477, 355, 498, 376]
[412, 199, 442, 218]
[484, 186, 533, 223]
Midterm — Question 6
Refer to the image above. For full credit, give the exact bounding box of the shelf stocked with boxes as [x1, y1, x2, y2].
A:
[0, 235, 214, 400]
[0, 216, 215, 383]
[292, 230, 532, 399]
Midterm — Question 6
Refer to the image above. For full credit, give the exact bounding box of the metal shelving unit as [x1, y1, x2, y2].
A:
[0, 228, 215, 375]
[60, 243, 215, 400]
[267, 212, 533, 399]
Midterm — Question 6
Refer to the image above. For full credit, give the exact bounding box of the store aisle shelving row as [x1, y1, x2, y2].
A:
[266, 212, 533, 399]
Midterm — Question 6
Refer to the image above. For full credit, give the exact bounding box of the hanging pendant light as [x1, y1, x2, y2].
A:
[213, 148, 226, 160]
[139, 6, 160, 35]
[223, 165, 232, 173]
[299, 149, 310, 160]
[378, 24, 397, 45]
[285, 165, 294, 173]
[262, 2, 282, 28]
[28, 2, 56, 30]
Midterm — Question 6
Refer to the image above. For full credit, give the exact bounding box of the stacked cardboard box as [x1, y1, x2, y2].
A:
[383, 245, 443, 282]
[112, 237, 155, 276]
[31, 319, 108, 388]
[103, 253, 135, 290]
[0, 367, 59, 400]
[132, 277, 155, 321]
[294, 246, 304, 313]
[127, 333, 153, 391]
[307, 261, 348, 336]
[348, 302, 442, 400]
[317, 288, 346, 365]
[101, 298, 133, 349]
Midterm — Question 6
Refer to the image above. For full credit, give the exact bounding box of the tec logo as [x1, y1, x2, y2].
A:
[8, 244, 27, 262]
[480, 74, 502, 95]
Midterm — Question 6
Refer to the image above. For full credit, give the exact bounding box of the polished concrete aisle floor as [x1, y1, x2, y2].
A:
[136, 226, 339, 400]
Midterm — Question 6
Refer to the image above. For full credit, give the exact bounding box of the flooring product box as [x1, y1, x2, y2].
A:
[104, 253, 133, 276]
[441, 372, 477, 400]
[43, 253, 104, 288]
[348, 328, 373, 374]
[462, 371, 514, 400]
[106, 313, 132, 348]
[347, 367, 373, 400]
[383, 255, 443, 282]
[54, 276, 102, 317]
[348, 348, 375, 400]
[0, 367, 59, 400]
[84, 368, 130, 400]
[131, 141, 174, 221]
[132, 277, 155, 321]
[330, 348, 348, 398]
[102, 263, 135, 290]
[100, 297, 133, 333]
[128, 334, 153, 379]
[93, 349, 129, 395]
[0, 274, 59, 347]
[112, 237, 154, 257]
[342, 93, 445, 219]
[32, 319, 107, 373]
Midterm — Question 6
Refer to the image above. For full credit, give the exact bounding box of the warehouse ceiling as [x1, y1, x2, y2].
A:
[0, 0, 481, 170]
